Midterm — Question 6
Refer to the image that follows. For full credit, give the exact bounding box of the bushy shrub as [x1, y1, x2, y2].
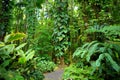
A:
[72, 25, 120, 80]
[36, 58, 56, 73]
[63, 64, 104, 80]
[73, 41, 120, 79]
[0, 33, 44, 80]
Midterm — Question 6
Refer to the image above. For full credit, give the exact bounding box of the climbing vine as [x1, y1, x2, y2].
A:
[52, 0, 69, 63]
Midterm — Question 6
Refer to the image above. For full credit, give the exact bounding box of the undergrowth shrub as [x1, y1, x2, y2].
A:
[0, 33, 44, 80]
[72, 25, 120, 80]
[63, 64, 104, 80]
[73, 41, 120, 79]
[36, 56, 56, 73]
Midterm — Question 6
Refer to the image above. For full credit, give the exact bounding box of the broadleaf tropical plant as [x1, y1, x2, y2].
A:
[4, 32, 26, 43]
[0, 33, 43, 80]
[74, 41, 120, 71]
[73, 41, 120, 79]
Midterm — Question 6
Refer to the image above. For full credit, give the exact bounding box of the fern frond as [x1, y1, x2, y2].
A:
[104, 53, 120, 72]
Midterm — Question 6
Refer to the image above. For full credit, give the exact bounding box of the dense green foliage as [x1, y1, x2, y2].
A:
[36, 57, 56, 73]
[0, 0, 120, 80]
[0, 33, 44, 80]
[63, 64, 104, 80]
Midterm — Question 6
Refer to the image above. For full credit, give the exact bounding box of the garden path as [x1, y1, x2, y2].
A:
[44, 66, 65, 80]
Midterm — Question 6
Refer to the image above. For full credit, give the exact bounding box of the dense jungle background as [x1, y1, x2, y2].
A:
[0, 0, 120, 80]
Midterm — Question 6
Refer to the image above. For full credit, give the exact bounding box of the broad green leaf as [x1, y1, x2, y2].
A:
[4, 33, 26, 43]
[90, 61, 97, 75]
[1, 60, 11, 67]
[58, 37, 63, 41]
[4, 34, 11, 43]
[73, 47, 81, 58]
[17, 50, 25, 57]
[96, 54, 104, 67]
[18, 57, 26, 64]
[86, 41, 98, 49]
[0, 42, 5, 47]
[86, 43, 100, 62]
[15, 43, 27, 51]
[82, 43, 89, 49]
[81, 50, 87, 58]
[105, 53, 120, 72]
[99, 47, 106, 53]
[26, 50, 35, 61]
[4, 44, 16, 54]
[25, 49, 32, 55]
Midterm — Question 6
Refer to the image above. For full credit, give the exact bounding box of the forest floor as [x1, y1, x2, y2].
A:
[44, 65, 66, 80]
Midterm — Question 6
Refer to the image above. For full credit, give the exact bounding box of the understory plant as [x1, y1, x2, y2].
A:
[36, 56, 56, 73]
[73, 25, 120, 80]
[0, 33, 44, 80]
[63, 64, 104, 80]
[73, 41, 120, 79]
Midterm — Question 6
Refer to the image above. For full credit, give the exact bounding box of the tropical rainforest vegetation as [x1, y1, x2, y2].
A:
[0, 0, 120, 80]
